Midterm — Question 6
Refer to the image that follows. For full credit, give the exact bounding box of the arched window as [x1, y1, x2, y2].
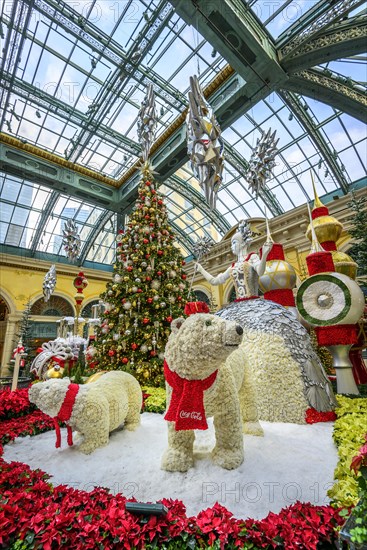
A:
[194, 290, 210, 306]
[81, 300, 100, 318]
[0, 297, 9, 321]
[31, 296, 74, 317]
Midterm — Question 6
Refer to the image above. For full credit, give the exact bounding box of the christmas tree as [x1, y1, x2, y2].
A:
[94, 170, 189, 385]
[347, 191, 367, 276]
[10, 300, 33, 375]
[93, 85, 189, 386]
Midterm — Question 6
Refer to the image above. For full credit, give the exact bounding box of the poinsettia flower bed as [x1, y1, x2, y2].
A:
[0, 387, 345, 549]
[0, 387, 35, 419]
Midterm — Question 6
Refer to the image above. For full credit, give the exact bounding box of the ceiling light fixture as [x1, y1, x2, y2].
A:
[35, 110, 41, 118]
[160, 106, 164, 116]
[288, 113, 293, 121]
[211, 48, 217, 57]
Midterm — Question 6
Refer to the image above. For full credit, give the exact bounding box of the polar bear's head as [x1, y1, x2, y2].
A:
[164, 313, 243, 380]
[29, 378, 71, 418]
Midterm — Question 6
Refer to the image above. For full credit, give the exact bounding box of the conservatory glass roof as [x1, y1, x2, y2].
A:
[0, 0, 366, 266]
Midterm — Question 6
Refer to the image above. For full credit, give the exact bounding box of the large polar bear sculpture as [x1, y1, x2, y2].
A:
[161, 313, 261, 473]
[29, 371, 142, 454]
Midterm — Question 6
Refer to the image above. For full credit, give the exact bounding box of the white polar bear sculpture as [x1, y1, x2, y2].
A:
[161, 313, 261, 473]
[29, 371, 142, 454]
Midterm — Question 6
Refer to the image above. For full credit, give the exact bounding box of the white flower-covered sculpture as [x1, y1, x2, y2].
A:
[29, 371, 142, 454]
[161, 313, 262, 473]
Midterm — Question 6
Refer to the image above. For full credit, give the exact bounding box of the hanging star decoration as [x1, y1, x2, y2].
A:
[62, 219, 81, 262]
[43, 264, 57, 302]
[137, 84, 157, 165]
[186, 75, 224, 210]
[245, 128, 279, 199]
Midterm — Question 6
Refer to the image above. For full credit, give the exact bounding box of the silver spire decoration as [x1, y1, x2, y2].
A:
[245, 128, 279, 198]
[186, 75, 224, 210]
[62, 219, 81, 262]
[137, 84, 157, 163]
[43, 264, 57, 302]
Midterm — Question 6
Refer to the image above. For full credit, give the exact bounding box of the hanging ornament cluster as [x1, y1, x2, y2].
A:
[245, 128, 279, 199]
[62, 219, 81, 262]
[43, 264, 57, 302]
[186, 75, 224, 210]
[137, 83, 157, 163]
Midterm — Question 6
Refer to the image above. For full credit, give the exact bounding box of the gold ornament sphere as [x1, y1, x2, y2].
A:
[46, 365, 64, 379]
[306, 215, 342, 244]
[331, 250, 358, 280]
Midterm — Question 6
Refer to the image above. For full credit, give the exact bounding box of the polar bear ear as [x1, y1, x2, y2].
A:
[170, 317, 185, 333]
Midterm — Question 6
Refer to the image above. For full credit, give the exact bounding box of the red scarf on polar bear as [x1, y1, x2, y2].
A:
[164, 360, 217, 431]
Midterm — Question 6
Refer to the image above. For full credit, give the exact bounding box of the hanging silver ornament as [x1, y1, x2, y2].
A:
[43, 264, 57, 302]
[62, 219, 81, 262]
[193, 236, 214, 262]
[137, 84, 157, 163]
[245, 128, 279, 199]
[186, 75, 224, 210]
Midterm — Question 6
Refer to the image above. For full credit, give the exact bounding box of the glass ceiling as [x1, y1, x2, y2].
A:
[0, 0, 366, 266]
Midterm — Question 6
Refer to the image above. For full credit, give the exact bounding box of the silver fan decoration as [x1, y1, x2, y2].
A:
[43, 264, 57, 302]
[188, 236, 214, 297]
[245, 128, 279, 198]
[137, 84, 157, 162]
[187, 75, 224, 210]
[193, 236, 214, 261]
[62, 219, 81, 262]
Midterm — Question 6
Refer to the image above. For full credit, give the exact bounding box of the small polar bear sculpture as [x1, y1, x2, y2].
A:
[29, 371, 142, 454]
[161, 313, 260, 473]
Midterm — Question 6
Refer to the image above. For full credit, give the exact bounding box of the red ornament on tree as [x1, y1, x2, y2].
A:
[127, 266, 133, 272]
[108, 350, 115, 357]
[145, 254, 150, 259]
[143, 238, 149, 244]
[157, 271, 162, 276]
[157, 250, 163, 256]
[150, 350, 157, 357]
[145, 215, 150, 220]
[147, 297, 153, 304]
[143, 318, 150, 324]
[181, 274, 187, 280]
[122, 357, 128, 364]
[131, 343, 138, 350]
[158, 200, 163, 205]
[166, 316, 173, 323]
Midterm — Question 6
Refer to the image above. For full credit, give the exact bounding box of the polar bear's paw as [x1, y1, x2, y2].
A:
[243, 421, 264, 436]
[124, 420, 140, 431]
[161, 448, 194, 472]
[212, 446, 244, 470]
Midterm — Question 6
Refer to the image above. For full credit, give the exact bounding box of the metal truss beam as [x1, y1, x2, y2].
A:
[30, 190, 60, 254]
[79, 210, 115, 264]
[284, 69, 367, 123]
[281, 16, 367, 73]
[169, 0, 288, 91]
[24, 0, 185, 110]
[1, 73, 141, 158]
[0, 0, 35, 130]
[278, 0, 365, 54]
[279, 90, 349, 194]
[65, 1, 174, 162]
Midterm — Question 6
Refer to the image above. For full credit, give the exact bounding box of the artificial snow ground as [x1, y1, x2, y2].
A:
[4, 413, 338, 520]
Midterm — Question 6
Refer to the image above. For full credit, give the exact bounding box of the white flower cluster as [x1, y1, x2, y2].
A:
[239, 330, 308, 424]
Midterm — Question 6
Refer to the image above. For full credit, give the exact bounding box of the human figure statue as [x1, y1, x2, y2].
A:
[195, 220, 337, 420]
[196, 220, 272, 300]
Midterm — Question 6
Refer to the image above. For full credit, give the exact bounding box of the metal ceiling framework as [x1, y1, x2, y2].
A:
[0, 0, 366, 265]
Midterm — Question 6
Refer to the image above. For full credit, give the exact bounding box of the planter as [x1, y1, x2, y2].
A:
[0, 377, 31, 390]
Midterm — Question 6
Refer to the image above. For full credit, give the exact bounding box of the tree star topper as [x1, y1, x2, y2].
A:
[186, 75, 224, 210]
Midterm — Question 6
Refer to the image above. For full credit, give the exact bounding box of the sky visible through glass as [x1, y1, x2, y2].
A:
[0, 0, 365, 264]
